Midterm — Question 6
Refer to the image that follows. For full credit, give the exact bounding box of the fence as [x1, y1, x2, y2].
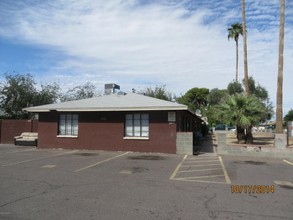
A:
[0, 120, 38, 144]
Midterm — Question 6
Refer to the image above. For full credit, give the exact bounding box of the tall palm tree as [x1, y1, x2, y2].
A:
[218, 94, 266, 144]
[242, 0, 250, 96]
[228, 23, 243, 82]
[276, 0, 285, 134]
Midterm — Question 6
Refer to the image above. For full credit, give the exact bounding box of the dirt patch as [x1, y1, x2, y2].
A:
[233, 160, 267, 165]
[244, 160, 267, 165]
[128, 155, 166, 160]
[74, 153, 98, 156]
[131, 167, 149, 173]
[226, 133, 275, 146]
[120, 167, 149, 174]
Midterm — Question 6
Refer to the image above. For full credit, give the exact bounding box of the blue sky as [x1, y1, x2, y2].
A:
[0, 0, 292, 115]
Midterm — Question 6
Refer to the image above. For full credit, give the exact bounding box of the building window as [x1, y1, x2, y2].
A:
[59, 114, 78, 136]
[125, 114, 149, 137]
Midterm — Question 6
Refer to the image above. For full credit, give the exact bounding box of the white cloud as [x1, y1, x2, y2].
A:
[0, 0, 292, 114]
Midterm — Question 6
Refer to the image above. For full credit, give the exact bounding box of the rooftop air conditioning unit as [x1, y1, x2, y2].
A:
[104, 83, 120, 95]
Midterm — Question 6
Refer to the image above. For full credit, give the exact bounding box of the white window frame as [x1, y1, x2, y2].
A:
[58, 113, 78, 137]
[124, 113, 149, 139]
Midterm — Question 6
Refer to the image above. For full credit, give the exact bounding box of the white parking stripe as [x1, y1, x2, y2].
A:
[183, 160, 220, 163]
[175, 179, 228, 184]
[274, 180, 293, 187]
[2, 150, 78, 167]
[219, 156, 231, 184]
[176, 174, 225, 179]
[169, 155, 187, 179]
[170, 155, 231, 184]
[178, 168, 222, 173]
[283, 159, 293, 166]
[0, 148, 36, 154]
[74, 152, 130, 172]
[185, 157, 218, 160]
[181, 164, 220, 167]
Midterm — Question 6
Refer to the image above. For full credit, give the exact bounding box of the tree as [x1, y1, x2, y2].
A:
[207, 88, 228, 106]
[217, 94, 266, 144]
[284, 109, 293, 123]
[244, 76, 269, 101]
[60, 82, 96, 102]
[219, 77, 273, 123]
[206, 105, 224, 127]
[276, 0, 285, 134]
[228, 23, 243, 82]
[176, 87, 209, 112]
[242, 0, 250, 96]
[0, 73, 60, 119]
[227, 81, 243, 95]
[206, 89, 229, 126]
[246, 77, 273, 121]
[33, 83, 60, 106]
[141, 85, 173, 101]
[254, 84, 269, 102]
[0, 73, 37, 118]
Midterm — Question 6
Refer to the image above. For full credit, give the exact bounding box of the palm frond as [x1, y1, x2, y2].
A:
[216, 94, 267, 129]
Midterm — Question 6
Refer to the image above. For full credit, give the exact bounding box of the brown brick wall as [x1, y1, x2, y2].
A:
[0, 120, 38, 144]
[32, 119, 38, 132]
[38, 111, 177, 154]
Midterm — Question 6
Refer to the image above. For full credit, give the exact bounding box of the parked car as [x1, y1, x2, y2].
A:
[229, 127, 236, 132]
[215, 124, 226, 131]
[215, 124, 235, 131]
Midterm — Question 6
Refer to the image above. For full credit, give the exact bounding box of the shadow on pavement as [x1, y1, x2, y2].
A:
[194, 134, 215, 155]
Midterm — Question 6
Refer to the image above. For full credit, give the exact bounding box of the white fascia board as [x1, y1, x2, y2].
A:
[54, 106, 187, 112]
[23, 108, 50, 112]
[24, 106, 187, 113]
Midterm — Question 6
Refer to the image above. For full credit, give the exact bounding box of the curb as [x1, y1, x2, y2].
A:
[217, 145, 293, 160]
[214, 132, 293, 160]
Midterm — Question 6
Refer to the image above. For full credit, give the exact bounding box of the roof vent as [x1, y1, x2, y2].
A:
[104, 84, 120, 95]
[117, 91, 126, 95]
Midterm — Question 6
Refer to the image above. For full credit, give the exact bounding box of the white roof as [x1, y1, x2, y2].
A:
[24, 93, 188, 112]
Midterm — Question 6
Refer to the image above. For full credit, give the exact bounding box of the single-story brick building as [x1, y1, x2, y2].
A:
[24, 92, 203, 154]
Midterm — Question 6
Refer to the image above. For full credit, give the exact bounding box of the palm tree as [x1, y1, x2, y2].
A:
[218, 94, 266, 144]
[228, 23, 243, 82]
[242, 0, 250, 96]
[276, 0, 285, 134]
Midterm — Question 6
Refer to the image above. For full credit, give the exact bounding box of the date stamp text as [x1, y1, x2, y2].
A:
[231, 185, 275, 193]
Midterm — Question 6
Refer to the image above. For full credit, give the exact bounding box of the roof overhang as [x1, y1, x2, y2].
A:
[23, 106, 188, 113]
[23, 105, 206, 123]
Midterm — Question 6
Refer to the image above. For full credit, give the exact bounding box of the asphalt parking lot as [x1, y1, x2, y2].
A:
[0, 144, 292, 220]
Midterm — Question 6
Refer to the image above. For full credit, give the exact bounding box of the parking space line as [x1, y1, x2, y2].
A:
[42, 165, 57, 168]
[219, 156, 231, 184]
[170, 155, 231, 184]
[2, 150, 78, 167]
[274, 180, 293, 187]
[169, 154, 187, 179]
[183, 160, 219, 163]
[185, 157, 219, 160]
[283, 159, 293, 166]
[0, 148, 36, 154]
[74, 152, 130, 172]
[178, 168, 222, 173]
[181, 164, 220, 167]
[176, 174, 225, 180]
[175, 179, 228, 184]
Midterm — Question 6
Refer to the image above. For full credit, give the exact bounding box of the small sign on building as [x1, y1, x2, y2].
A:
[168, 112, 176, 122]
